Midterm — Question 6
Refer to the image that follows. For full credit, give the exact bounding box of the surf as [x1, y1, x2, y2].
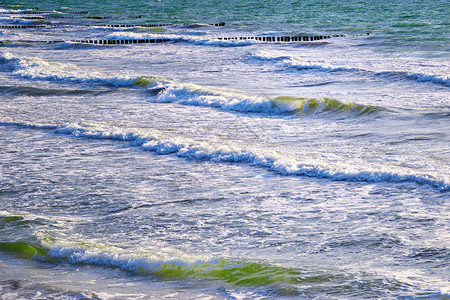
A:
[247, 51, 450, 87]
[0, 52, 383, 117]
[1, 121, 448, 191]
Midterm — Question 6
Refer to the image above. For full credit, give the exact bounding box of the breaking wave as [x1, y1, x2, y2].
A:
[137, 77, 381, 116]
[0, 52, 380, 117]
[0, 121, 448, 191]
[0, 227, 402, 297]
[0, 52, 136, 86]
[248, 51, 450, 87]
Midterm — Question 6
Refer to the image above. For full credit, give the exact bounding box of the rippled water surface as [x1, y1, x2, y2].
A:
[0, 0, 449, 298]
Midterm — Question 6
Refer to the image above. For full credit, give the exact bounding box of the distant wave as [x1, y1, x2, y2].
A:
[1, 121, 448, 191]
[0, 52, 136, 86]
[249, 52, 359, 73]
[248, 52, 450, 87]
[0, 53, 380, 117]
[375, 71, 450, 86]
[136, 77, 381, 116]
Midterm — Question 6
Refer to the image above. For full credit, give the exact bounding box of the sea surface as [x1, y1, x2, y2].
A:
[0, 0, 449, 299]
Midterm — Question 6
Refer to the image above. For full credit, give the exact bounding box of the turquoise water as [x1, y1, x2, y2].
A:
[6, 0, 450, 48]
[0, 0, 449, 299]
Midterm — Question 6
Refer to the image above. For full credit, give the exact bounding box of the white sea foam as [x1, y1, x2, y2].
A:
[249, 51, 450, 86]
[36, 235, 231, 281]
[376, 71, 450, 86]
[0, 53, 378, 116]
[1, 121, 447, 191]
[44, 243, 210, 275]
[150, 83, 381, 115]
[0, 9, 24, 13]
[249, 50, 361, 73]
[0, 52, 135, 86]
[150, 81, 276, 113]
[35, 236, 305, 292]
[0, 17, 13, 23]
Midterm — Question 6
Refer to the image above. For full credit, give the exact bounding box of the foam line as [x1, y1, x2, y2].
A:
[0, 52, 382, 115]
[249, 52, 450, 87]
[0, 121, 447, 191]
[50, 125, 450, 192]
[376, 71, 450, 86]
[0, 237, 309, 294]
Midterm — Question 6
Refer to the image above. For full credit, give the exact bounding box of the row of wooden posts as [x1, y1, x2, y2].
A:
[0, 23, 226, 28]
[4, 35, 360, 45]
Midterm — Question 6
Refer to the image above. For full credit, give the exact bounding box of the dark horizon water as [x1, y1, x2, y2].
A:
[0, 0, 449, 299]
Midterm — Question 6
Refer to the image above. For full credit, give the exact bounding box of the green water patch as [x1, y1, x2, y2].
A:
[0, 242, 48, 259]
[153, 259, 303, 284]
[0, 215, 24, 223]
[270, 96, 382, 116]
[142, 27, 167, 32]
[152, 260, 308, 295]
[135, 76, 161, 87]
[0, 215, 31, 230]
[37, 239, 332, 293]
[0, 236, 409, 297]
[133, 257, 365, 296]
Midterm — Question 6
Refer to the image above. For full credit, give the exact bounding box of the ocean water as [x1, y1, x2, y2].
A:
[0, 0, 449, 299]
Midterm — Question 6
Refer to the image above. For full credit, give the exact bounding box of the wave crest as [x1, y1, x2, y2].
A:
[248, 51, 450, 87]
[0, 53, 384, 118]
[2, 121, 447, 191]
[0, 52, 135, 86]
[270, 96, 381, 115]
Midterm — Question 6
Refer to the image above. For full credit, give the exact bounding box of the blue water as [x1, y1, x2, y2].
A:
[0, 0, 449, 299]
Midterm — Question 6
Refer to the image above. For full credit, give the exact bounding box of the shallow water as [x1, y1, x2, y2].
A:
[0, 0, 449, 299]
